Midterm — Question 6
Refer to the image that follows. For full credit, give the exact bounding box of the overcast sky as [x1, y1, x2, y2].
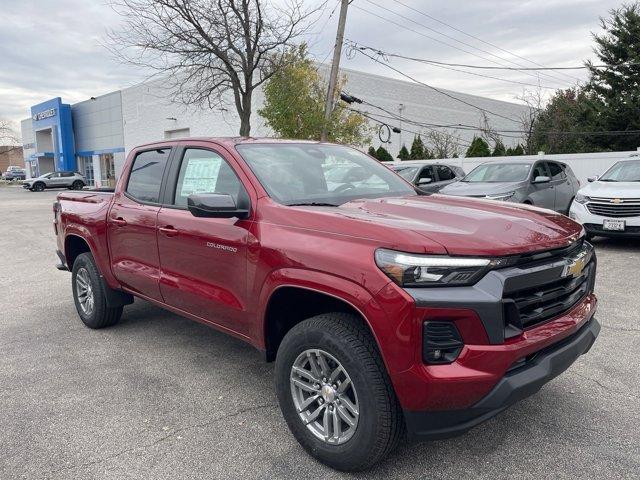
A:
[0, 0, 626, 132]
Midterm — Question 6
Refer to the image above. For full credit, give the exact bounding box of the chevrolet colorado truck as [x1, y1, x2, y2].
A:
[54, 138, 600, 471]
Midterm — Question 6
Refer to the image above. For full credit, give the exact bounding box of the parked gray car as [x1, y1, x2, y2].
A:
[389, 161, 465, 192]
[23, 171, 86, 192]
[439, 159, 580, 213]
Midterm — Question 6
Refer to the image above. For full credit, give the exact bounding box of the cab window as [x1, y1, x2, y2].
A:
[436, 165, 455, 181]
[126, 148, 171, 203]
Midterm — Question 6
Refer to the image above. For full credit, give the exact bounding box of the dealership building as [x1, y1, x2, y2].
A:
[21, 66, 530, 187]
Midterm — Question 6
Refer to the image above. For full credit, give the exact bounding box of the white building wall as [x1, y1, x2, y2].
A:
[20, 118, 35, 178]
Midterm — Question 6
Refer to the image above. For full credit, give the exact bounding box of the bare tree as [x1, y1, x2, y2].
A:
[425, 129, 462, 159]
[0, 119, 20, 152]
[477, 111, 502, 148]
[107, 0, 319, 136]
[516, 87, 545, 154]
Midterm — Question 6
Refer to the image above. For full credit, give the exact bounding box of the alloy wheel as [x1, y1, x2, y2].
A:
[290, 349, 359, 445]
[75, 268, 95, 316]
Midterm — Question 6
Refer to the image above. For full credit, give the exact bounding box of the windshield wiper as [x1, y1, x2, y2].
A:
[599, 178, 618, 182]
[286, 202, 339, 207]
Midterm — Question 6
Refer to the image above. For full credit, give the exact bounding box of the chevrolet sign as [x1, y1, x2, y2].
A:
[562, 249, 590, 278]
[32, 108, 56, 121]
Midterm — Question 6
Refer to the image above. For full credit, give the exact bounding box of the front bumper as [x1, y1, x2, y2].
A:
[570, 201, 640, 236]
[404, 316, 600, 439]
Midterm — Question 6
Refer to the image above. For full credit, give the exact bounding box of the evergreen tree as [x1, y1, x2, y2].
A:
[375, 145, 394, 162]
[409, 135, 426, 159]
[465, 137, 491, 157]
[586, 4, 640, 151]
[512, 144, 525, 155]
[367, 146, 377, 158]
[397, 144, 410, 160]
[492, 140, 506, 156]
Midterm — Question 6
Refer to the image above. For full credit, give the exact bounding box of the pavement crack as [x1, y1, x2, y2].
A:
[47, 403, 277, 476]
[573, 372, 638, 399]
[599, 323, 640, 333]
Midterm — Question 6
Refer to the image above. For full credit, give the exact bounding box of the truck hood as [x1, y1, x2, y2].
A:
[579, 180, 640, 197]
[439, 180, 525, 197]
[329, 195, 582, 256]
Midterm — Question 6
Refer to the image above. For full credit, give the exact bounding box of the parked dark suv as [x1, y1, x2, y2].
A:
[390, 161, 465, 192]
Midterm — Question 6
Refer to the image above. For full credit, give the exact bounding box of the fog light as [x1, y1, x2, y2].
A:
[423, 321, 464, 364]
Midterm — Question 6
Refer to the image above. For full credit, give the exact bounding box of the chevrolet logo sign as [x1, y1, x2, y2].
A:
[562, 250, 589, 278]
[610, 198, 624, 204]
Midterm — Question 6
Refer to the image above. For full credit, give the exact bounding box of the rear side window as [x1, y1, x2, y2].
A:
[61, 172, 74, 177]
[436, 165, 455, 181]
[546, 162, 566, 180]
[126, 148, 170, 203]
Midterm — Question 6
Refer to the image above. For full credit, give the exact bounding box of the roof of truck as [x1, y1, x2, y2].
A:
[134, 137, 326, 149]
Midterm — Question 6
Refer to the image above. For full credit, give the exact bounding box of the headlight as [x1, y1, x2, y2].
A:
[485, 191, 515, 201]
[375, 248, 507, 287]
[574, 193, 590, 204]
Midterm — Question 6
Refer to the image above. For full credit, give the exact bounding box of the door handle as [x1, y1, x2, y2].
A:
[158, 226, 179, 237]
[112, 217, 127, 227]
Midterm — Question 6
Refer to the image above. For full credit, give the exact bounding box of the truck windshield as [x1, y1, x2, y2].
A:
[463, 163, 531, 183]
[599, 160, 640, 182]
[236, 144, 416, 206]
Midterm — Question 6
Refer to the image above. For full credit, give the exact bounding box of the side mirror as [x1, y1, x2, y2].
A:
[187, 193, 249, 219]
[532, 175, 551, 184]
[587, 176, 598, 182]
[418, 177, 433, 185]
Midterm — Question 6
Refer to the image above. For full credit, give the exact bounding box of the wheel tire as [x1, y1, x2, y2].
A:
[275, 313, 404, 471]
[33, 182, 45, 192]
[585, 233, 595, 241]
[72, 180, 84, 190]
[71, 252, 122, 329]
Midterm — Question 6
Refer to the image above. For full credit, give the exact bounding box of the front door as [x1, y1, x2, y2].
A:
[416, 165, 439, 192]
[107, 147, 172, 301]
[529, 162, 555, 210]
[156, 147, 252, 334]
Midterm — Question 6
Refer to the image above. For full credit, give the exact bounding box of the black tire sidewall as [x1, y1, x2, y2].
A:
[275, 317, 393, 470]
[71, 253, 115, 328]
[34, 182, 45, 191]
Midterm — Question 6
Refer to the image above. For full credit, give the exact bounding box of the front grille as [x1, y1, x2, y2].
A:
[586, 198, 640, 218]
[502, 245, 596, 331]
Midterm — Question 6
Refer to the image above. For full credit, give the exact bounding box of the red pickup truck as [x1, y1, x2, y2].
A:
[53, 138, 599, 471]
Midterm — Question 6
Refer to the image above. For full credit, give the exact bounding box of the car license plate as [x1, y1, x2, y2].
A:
[603, 219, 625, 231]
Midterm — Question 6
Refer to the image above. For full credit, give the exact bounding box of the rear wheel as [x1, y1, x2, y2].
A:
[275, 313, 404, 471]
[33, 182, 45, 192]
[72, 252, 122, 328]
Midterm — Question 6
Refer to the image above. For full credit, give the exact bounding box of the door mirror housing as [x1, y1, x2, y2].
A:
[532, 175, 551, 184]
[187, 193, 249, 219]
[587, 176, 598, 182]
[418, 177, 433, 185]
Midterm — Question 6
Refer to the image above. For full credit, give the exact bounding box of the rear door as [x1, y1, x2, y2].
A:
[107, 147, 172, 301]
[529, 161, 555, 210]
[156, 143, 254, 336]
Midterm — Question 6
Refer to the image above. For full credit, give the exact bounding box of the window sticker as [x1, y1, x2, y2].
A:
[180, 157, 222, 196]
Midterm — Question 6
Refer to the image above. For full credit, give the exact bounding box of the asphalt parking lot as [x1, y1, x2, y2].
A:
[0, 186, 638, 480]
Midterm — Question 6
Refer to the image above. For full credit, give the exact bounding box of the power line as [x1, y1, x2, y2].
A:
[357, 0, 574, 87]
[389, 0, 584, 84]
[348, 43, 633, 72]
[347, 45, 523, 124]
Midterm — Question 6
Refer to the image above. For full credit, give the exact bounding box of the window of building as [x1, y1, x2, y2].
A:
[78, 156, 94, 186]
[126, 149, 170, 203]
[173, 148, 244, 207]
[100, 153, 116, 187]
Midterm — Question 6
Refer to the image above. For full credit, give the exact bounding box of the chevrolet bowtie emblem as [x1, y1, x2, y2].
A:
[562, 251, 588, 278]
[611, 198, 624, 204]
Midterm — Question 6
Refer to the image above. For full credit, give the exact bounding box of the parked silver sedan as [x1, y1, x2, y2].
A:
[439, 159, 580, 214]
[23, 171, 86, 192]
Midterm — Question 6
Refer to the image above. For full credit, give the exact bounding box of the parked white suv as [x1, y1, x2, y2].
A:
[23, 171, 86, 192]
[569, 159, 640, 238]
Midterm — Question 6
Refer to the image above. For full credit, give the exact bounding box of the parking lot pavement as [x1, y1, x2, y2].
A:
[0, 186, 638, 480]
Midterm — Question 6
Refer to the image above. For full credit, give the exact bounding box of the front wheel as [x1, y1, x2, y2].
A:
[72, 252, 122, 328]
[33, 182, 45, 192]
[72, 180, 84, 190]
[275, 313, 404, 471]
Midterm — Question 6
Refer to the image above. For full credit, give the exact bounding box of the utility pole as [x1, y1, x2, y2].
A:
[398, 103, 405, 149]
[321, 0, 350, 142]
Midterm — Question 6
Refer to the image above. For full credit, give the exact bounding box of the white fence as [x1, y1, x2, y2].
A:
[421, 150, 640, 185]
